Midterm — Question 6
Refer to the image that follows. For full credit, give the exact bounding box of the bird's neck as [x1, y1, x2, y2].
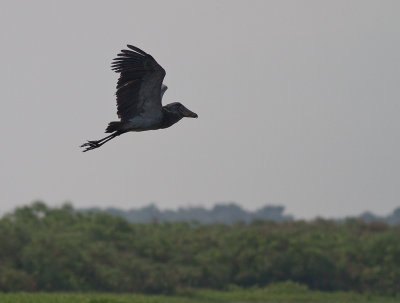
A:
[160, 108, 183, 129]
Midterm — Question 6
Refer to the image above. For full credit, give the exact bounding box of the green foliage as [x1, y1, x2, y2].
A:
[0, 286, 399, 303]
[0, 202, 400, 294]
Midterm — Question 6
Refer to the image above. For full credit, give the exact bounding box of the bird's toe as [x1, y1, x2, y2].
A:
[81, 141, 100, 148]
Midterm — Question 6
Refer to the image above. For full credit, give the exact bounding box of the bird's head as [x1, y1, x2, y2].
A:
[165, 102, 198, 118]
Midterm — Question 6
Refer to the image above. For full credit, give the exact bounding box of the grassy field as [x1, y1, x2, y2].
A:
[0, 283, 398, 303]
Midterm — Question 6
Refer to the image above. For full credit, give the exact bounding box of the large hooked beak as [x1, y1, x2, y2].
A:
[181, 106, 198, 118]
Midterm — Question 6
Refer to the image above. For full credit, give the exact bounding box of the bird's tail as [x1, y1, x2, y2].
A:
[105, 121, 124, 133]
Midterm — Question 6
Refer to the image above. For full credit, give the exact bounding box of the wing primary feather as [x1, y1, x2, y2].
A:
[113, 58, 143, 62]
[111, 67, 149, 74]
[116, 79, 141, 91]
[127, 44, 147, 55]
[121, 49, 144, 56]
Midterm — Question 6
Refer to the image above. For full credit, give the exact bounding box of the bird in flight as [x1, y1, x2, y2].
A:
[81, 45, 198, 152]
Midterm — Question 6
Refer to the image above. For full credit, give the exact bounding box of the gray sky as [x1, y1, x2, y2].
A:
[0, 0, 399, 219]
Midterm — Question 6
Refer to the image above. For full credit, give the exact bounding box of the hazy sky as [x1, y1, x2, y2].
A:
[0, 1, 399, 218]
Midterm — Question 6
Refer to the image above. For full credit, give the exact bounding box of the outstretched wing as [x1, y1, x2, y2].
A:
[111, 45, 166, 121]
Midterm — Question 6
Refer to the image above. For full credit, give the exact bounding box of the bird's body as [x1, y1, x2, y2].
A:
[81, 45, 197, 152]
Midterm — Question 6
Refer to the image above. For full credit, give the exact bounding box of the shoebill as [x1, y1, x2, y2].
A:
[81, 44, 198, 152]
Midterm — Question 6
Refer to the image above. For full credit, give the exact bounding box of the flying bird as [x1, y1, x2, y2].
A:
[81, 45, 197, 152]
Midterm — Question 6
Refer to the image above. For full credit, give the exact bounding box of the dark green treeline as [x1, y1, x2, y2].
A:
[0, 202, 399, 294]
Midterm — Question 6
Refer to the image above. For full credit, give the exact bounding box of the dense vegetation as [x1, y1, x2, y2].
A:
[1, 202, 400, 294]
[1, 283, 399, 303]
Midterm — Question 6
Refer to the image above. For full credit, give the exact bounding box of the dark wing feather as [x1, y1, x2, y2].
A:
[111, 45, 166, 121]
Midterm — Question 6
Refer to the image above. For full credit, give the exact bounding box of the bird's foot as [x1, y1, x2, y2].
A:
[81, 140, 100, 148]
[80, 140, 101, 152]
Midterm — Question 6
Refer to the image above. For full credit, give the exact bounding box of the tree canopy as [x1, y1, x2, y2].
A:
[0, 202, 399, 294]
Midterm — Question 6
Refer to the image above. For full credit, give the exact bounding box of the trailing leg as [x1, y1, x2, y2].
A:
[80, 131, 122, 152]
